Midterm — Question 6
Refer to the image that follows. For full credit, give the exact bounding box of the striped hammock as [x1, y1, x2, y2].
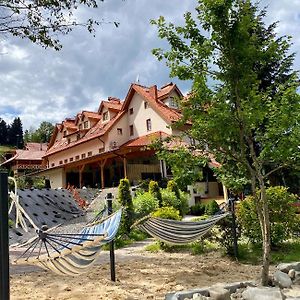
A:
[13, 209, 122, 276]
[138, 213, 229, 245]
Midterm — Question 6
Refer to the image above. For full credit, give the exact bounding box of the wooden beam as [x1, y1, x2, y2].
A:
[78, 164, 85, 188]
[98, 159, 107, 189]
[123, 156, 127, 178]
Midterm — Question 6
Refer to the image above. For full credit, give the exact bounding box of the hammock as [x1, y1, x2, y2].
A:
[138, 213, 229, 245]
[13, 209, 122, 276]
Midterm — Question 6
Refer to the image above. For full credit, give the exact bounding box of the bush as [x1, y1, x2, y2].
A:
[167, 180, 180, 199]
[205, 200, 220, 215]
[149, 180, 163, 207]
[133, 192, 158, 218]
[190, 203, 206, 216]
[236, 186, 299, 247]
[161, 189, 189, 216]
[151, 206, 181, 220]
[118, 178, 134, 234]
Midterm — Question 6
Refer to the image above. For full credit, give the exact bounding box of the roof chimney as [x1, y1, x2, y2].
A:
[149, 85, 158, 101]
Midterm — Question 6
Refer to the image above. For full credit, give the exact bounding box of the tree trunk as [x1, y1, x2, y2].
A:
[259, 180, 271, 286]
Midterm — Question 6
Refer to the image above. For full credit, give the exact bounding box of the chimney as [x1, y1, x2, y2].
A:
[149, 85, 158, 101]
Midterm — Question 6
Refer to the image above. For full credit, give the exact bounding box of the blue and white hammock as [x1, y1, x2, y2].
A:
[13, 209, 122, 276]
[138, 213, 229, 245]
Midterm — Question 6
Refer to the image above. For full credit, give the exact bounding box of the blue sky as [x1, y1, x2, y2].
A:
[0, 0, 300, 130]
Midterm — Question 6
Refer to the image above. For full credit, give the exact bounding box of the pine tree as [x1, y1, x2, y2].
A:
[8, 117, 24, 148]
[0, 118, 8, 145]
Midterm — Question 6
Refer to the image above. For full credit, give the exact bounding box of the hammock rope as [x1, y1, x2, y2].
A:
[138, 212, 230, 245]
[13, 209, 122, 276]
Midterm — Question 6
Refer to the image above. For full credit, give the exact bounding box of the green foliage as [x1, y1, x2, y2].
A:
[0, 1, 120, 50]
[161, 189, 188, 216]
[205, 200, 220, 216]
[133, 192, 158, 218]
[16, 176, 45, 189]
[149, 180, 163, 207]
[167, 180, 180, 199]
[151, 206, 181, 221]
[190, 203, 206, 216]
[24, 122, 54, 143]
[118, 178, 134, 234]
[237, 186, 299, 246]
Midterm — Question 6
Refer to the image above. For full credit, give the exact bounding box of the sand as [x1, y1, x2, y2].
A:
[9, 240, 264, 300]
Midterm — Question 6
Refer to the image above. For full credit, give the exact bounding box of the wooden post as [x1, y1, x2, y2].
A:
[99, 159, 107, 189]
[79, 164, 85, 188]
[0, 171, 9, 300]
[123, 157, 127, 178]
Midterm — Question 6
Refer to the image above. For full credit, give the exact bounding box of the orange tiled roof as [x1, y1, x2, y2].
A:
[82, 111, 101, 119]
[45, 111, 126, 156]
[130, 84, 182, 123]
[121, 131, 170, 148]
[98, 97, 122, 113]
[25, 142, 48, 151]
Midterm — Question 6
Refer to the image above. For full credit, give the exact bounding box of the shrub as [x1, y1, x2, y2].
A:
[149, 180, 163, 207]
[161, 189, 181, 211]
[190, 203, 206, 216]
[133, 192, 158, 218]
[236, 186, 299, 247]
[167, 180, 180, 199]
[205, 200, 220, 215]
[118, 178, 134, 234]
[151, 206, 181, 220]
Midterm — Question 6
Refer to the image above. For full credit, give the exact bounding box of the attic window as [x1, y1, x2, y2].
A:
[146, 119, 152, 131]
[103, 111, 109, 121]
[117, 128, 123, 135]
[76, 133, 80, 141]
[129, 125, 134, 136]
[169, 97, 178, 108]
[67, 138, 71, 144]
[79, 124, 83, 130]
[63, 130, 67, 137]
[129, 108, 134, 115]
[84, 121, 89, 129]
[144, 101, 149, 109]
[88, 151, 92, 157]
[75, 155, 80, 160]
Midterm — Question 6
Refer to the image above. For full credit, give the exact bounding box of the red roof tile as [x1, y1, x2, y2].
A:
[121, 131, 170, 148]
[25, 142, 48, 151]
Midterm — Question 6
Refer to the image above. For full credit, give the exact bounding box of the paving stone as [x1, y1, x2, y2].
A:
[209, 286, 230, 300]
[277, 262, 300, 273]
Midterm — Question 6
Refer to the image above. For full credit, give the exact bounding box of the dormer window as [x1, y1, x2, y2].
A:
[84, 121, 89, 129]
[169, 97, 178, 108]
[79, 124, 83, 130]
[103, 111, 109, 121]
[144, 102, 149, 109]
[146, 119, 152, 131]
[63, 130, 67, 137]
[129, 108, 134, 115]
[76, 133, 80, 141]
[67, 138, 71, 144]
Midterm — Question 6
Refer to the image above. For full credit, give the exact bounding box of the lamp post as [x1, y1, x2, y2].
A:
[106, 192, 116, 282]
[0, 171, 9, 299]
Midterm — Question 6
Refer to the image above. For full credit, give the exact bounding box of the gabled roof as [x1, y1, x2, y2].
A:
[0, 149, 45, 167]
[26, 142, 48, 151]
[45, 111, 126, 157]
[122, 83, 182, 124]
[98, 97, 122, 114]
[75, 111, 101, 124]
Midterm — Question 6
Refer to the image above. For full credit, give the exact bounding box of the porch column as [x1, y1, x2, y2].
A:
[99, 159, 107, 189]
[222, 184, 228, 202]
[123, 156, 127, 178]
[79, 164, 85, 188]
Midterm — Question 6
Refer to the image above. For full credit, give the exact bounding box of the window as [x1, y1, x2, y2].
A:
[76, 133, 80, 141]
[70, 157, 74, 162]
[84, 121, 89, 129]
[79, 124, 83, 130]
[67, 138, 71, 144]
[88, 151, 92, 157]
[75, 155, 80, 160]
[59, 160, 63, 165]
[103, 111, 109, 121]
[81, 153, 86, 159]
[51, 163, 55, 167]
[99, 147, 105, 153]
[129, 125, 134, 136]
[129, 108, 134, 115]
[146, 119, 152, 131]
[117, 128, 123, 135]
[63, 130, 67, 137]
[144, 101, 149, 109]
[169, 97, 178, 108]
[64, 159, 68, 163]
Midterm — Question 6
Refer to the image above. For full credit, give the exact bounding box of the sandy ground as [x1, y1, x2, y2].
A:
[9, 239, 265, 300]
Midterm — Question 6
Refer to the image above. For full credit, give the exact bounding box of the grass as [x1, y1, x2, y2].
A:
[237, 239, 300, 265]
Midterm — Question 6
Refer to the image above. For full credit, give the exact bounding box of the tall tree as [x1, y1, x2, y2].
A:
[36, 121, 54, 143]
[152, 0, 300, 285]
[8, 117, 24, 148]
[0, 0, 119, 50]
[0, 118, 8, 145]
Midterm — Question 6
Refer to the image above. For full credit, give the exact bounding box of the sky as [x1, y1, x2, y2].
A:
[0, 0, 300, 131]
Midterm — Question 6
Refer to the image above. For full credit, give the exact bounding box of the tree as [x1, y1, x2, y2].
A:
[36, 121, 54, 143]
[8, 117, 24, 148]
[152, 0, 300, 285]
[0, 118, 8, 145]
[0, 0, 119, 50]
[149, 180, 163, 207]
